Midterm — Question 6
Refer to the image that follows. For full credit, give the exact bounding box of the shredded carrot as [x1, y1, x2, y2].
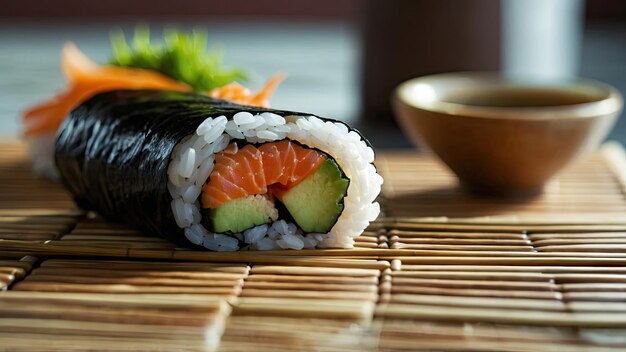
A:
[23, 42, 192, 137]
[23, 43, 285, 137]
[208, 74, 285, 108]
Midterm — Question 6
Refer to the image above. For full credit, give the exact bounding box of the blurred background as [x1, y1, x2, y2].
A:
[1, 0, 624, 148]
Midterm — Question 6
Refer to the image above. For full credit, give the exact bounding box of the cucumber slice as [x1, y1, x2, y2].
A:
[278, 158, 349, 233]
[209, 195, 278, 233]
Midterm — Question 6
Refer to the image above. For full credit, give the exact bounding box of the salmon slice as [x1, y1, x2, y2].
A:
[202, 144, 267, 208]
[201, 141, 326, 209]
[258, 140, 326, 188]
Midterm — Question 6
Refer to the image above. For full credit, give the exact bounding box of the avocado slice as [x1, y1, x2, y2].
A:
[277, 158, 349, 233]
[209, 195, 278, 233]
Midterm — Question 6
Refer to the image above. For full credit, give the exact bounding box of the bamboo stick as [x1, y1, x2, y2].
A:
[250, 265, 380, 277]
[242, 281, 378, 292]
[61, 234, 163, 241]
[233, 298, 374, 322]
[239, 289, 378, 301]
[530, 233, 626, 240]
[391, 243, 534, 251]
[391, 236, 529, 244]
[389, 286, 559, 300]
[355, 236, 378, 243]
[392, 223, 626, 232]
[562, 283, 626, 292]
[376, 303, 626, 327]
[40, 259, 249, 273]
[355, 242, 378, 249]
[0, 223, 70, 231]
[12, 282, 240, 295]
[0, 322, 209, 339]
[538, 244, 626, 252]
[1, 291, 230, 307]
[30, 267, 246, 280]
[391, 277, 557, 291]
[391, 256, 626, 266]
[21, 274, 243, 287]
[400, 265, 626, 273]
[378, 337, 621, 352]
[73, 223, 139, 231]
[0, 233, 60, 241]
[568, 302, 626, 312]
[55, 241, 178, 249]
[377, 318, 579, 343]
[0, 305, 222, 327]
[0, 209, 81, 217]
[0, 334, 212, 352]
[554, 273, 626, 283]
[391, 270, 552, 281]
[0, 215, 76, 224]
[220, 316, 375, 352]
[388, 294, 565, 311]
[564, 292, 626, 302]
[0, 266, 27, 279]
[245, 274, 378, 285]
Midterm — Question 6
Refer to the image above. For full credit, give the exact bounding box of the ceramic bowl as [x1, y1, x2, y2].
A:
[393, 72, 623, 196]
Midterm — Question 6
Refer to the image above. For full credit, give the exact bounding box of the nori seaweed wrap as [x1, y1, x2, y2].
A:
[54, 90, 382, 250]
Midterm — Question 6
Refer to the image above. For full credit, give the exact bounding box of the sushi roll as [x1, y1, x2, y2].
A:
[54, 90, 382, 250]
[22, 30, 382, 251]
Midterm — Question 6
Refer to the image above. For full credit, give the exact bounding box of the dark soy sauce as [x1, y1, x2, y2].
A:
[444, 87, 601, 108]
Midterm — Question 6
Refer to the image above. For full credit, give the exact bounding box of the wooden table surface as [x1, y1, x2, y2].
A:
[2, 141, 626, 351]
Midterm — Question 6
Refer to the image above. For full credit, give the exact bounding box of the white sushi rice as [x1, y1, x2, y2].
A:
[168, 112, 383, 251]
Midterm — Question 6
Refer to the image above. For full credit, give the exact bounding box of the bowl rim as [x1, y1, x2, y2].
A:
[395, 71, 624, 120]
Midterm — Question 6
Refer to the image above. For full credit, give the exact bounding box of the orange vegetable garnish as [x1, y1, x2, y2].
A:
[208, 74, 285, 108]
[22, 42, 191, 137]
[22, 43, 285, 137]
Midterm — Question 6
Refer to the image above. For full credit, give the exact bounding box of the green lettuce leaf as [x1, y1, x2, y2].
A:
[109, 26, 247, 92]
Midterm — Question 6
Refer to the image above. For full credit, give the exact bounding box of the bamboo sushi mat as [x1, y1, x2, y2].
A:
[3, 141, 626, 351]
